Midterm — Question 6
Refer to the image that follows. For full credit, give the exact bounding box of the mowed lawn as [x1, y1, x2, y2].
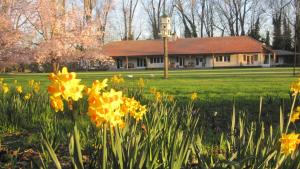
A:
[0, 67, 299, 100]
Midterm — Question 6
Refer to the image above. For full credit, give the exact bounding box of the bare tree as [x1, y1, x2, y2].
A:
[142, 0, 175, 39]
[95, 0, 114, 44]
[215, 0, 236, 35]
[296, 0, 300, 52]
[142, 0, 162, 39]
[215, 0, 262, 36]
[175, 0, 198, 38]
[121, 0, 138, 40]
[84, 0, 96, 23]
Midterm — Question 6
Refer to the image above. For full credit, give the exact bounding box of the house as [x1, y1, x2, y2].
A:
[273, 50, 296, 66]
[103, 36, 278, 69]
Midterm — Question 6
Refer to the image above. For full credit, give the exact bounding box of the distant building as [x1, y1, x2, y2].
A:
[273, 50, 295, 66]
[103, 36, 285, 69]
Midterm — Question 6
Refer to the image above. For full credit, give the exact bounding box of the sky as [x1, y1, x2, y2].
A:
[61, 0, 297, 43]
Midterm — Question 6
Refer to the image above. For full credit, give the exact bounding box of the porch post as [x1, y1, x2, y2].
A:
[126, 56, 129, 69]
[212, 54, 215, 69]
[268, 53, 271, 67]
[273, 52, 276, 65]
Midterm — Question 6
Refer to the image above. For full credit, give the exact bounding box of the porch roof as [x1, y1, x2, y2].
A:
[273, 50, 296, 56]
[103, 36, 269, 57]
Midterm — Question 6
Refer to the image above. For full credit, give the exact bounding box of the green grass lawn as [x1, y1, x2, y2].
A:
[0, 67, 298, 100]
[1, 68, 300, 168]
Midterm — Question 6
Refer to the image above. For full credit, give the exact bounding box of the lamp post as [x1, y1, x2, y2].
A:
[160, 1, 171, 79]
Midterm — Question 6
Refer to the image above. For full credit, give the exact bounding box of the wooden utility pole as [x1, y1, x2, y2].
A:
[161, 0, 170, 79]
[163, 36, 168, 78]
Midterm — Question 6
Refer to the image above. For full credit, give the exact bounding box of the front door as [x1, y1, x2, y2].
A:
[247, 56, 250, 64]
[246, 55, 255, 65]
[116, 59, 123, 69]
[176, 57, 185, 67]
[196, 57, 205, 67]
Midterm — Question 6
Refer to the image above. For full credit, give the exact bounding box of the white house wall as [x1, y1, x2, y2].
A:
[111, 53, 274, 69]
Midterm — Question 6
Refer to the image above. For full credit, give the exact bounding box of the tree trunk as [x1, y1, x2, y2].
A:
[84, 0, 93, 23]
[52, 60, 60, 74]
[296, 0, 300, 53]
[200, 0, 206, 37]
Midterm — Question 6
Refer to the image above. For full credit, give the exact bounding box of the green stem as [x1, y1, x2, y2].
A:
[102, 125, 107, 169]
[275, 155, 286, 169]
[285, 93, 297, 133]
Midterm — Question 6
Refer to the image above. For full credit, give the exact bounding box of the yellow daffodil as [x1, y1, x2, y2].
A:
[291, 107, 300, 123]
[280, 133, 300, 155]
[191, 92, 198, 101]
[16, 85, 23, 94]
[50, 96, 64, 112]
[0, 78, 4, 83]
[168, 95, 175, 102]
[87, 78, 147, 127]
[121, 97, 147, 121]
[86, 79, 108, 95]
[33, 82, 40, 93]
[150, 87, 157, 94]
[24, 93, 32, 100]
[28, 80, 35, 87]
[48, 67, 84, 101]
[291, 80, 300, 96]
[88, 89, 124, 127]
[111, 74, 124, 85]
[61, 79, 85, 101]
[138, 78, 145, 89]
[1, 83, 9, 94]
[155, 92, 161, 102]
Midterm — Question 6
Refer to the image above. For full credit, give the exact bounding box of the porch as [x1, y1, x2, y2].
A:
[112, 53, 270, 70]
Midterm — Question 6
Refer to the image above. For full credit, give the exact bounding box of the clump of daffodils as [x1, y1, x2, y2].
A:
[122, 97, 147, 121]
[280, 80, 300, 155]
[86, 79, 147, 128]
[28, 80, 40, 93]
[16, 85, 23, 94]
[137, 78, 145, 89]
[0, 83, 9, 94]
[48, 67, 85, 112]
[24, 93, 32, 100]
[191, 92, 198, 101]
[48, 67, 147, 128]
[111, 74, 125, 85]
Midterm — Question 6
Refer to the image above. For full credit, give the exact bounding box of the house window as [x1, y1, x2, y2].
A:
[150, 57, 163, 64]
[216, 55, 230, 62]
[243, 55, 246, 62]
[254, 55, 258, 61]
[224, 56, 230, 62]
[196, 57, 204, 65]
[216, 56, 223, 62]
[137, 58, 146, 67]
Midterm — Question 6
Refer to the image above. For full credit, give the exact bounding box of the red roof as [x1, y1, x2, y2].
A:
[103, 36, 265, 57]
